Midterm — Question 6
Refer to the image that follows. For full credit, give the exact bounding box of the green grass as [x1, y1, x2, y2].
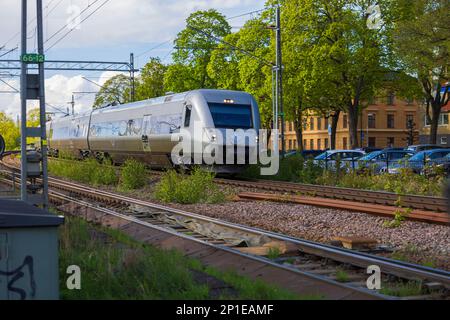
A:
[59, 215, 308, 300]
[267, 247, 281, 260]
[49, 158, 118, 186]
[379, 281, 423, 297]
[118, 159, 147, 191]
[239, 155, 446, 197]
[335, 269, 349, 283]
[195, 264, 321, 300]
[154, 168, 226, 204]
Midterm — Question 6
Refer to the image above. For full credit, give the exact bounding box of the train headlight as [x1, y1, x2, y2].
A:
[204, 128, 218, 142]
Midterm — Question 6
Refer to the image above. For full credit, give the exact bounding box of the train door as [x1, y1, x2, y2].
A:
[142, 114, 152, 152]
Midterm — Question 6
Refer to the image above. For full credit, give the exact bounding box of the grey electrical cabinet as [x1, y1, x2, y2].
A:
[0, 199, 64, 300]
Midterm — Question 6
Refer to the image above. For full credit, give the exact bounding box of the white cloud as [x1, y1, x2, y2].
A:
[0, 72, 126, 118]
[0, 0, 264, 118]
[0, 0, 263, 49]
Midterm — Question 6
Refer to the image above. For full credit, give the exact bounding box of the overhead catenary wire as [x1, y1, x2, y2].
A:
[44, 0, 103, 46]
[45, 0, 112, 52]
[226, 8, 267, 20]
[187, 25, 274, 67]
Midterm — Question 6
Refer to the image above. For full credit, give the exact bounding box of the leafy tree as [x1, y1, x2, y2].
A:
[235, 19, 273, 131]
[136, 57, 167, 100]
[393, 0, 450, 144]
[305, 0, 393, 149]
[208, 18, 273, 131]
[164, 63, 198, 93]
[93, 74, 131, 109]
[27, 108, 41, 127]
[165, 9, 231, 92]
[0, 112, 20, 150]
[207, 32, 241, 91]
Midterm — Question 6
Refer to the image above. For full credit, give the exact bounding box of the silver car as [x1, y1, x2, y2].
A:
[313, 150, 365, 170]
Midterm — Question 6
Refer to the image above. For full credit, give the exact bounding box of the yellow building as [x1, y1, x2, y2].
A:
[418, 103, 450, 146]
[282, 94, 421, 150]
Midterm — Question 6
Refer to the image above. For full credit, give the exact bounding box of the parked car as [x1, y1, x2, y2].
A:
[421, 153, 450, 176]
[383, 149, 450, 174]
[284, 150, 325, 159]
[313, 150, 365, 170]
[354, 149, 414, 174]
[406, 144, 444, 153]
[355, 147, 382, 153]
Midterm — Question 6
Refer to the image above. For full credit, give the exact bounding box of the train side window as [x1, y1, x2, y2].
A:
[184, 105, 192, 127]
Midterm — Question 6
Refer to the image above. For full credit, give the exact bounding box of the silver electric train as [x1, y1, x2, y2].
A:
[47, 89, 261, 173]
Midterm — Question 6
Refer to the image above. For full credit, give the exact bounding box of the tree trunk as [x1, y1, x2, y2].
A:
[330, 110, 340, 150]
[429, 103, 441, 144]
[293, 98, 304, 152]
[294, 114, 304, 152]
[347, 101, 359, 149]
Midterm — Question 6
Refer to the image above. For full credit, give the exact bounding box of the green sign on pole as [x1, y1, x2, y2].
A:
[21, 53, 45, 64]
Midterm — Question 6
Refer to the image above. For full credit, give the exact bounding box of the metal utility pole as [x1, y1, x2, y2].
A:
[130, 53, 135, 102]
[275, 6, 285, 157]
[20, 0, 49, 207]
[69, 94, 75, 115]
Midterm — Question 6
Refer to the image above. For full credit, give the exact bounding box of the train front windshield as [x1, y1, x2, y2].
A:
[208, 102, 253, 129]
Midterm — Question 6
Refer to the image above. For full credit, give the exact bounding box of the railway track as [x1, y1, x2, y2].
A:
[1, 156, 448, 225]
[40, 157, 448, 214]
[215, 178, 448, 213]
[0, 168, 449, 299]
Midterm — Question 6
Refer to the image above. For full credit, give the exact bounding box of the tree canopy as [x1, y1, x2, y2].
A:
[0, 112, 20, 150]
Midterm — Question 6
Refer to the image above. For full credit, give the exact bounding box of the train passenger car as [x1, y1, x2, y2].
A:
[47, 89, 261, 173]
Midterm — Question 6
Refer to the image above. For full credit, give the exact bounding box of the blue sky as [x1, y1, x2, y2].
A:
[0, 0, 265, 117]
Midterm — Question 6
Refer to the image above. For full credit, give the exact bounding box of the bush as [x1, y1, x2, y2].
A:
[119, 159, 147, 190]
[49, 158, 118, 186]
[154, 168, 225, 204]
[316, 168, 446, 197]
[239, 154, 322, 183]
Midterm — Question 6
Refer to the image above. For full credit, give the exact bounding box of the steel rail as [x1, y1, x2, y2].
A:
[1, 171, 449, 298]
[38, 175, 450, 288]
[215, 178, 448, 212]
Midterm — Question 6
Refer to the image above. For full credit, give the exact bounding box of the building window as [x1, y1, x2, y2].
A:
[317, 139, 321, 150]
[310, 118, 314, 131]
[325, 138, 329, 149]
[369, 137, 376, 147]
[343, 114, 348, 129]
[387, 137, 394, 147]
[441, 137, 448, 145]
[368, 113, 376, 129]
[310, 139, 314, 150]
[324, 117, 329, 129]
[317, 118, 322, 130]
[343, 137, 347, 150]
[288, 140, 292, 150]
[406, 114, 414, 128]
[424, 113, 449, 126]
[387, 92, 395, 105]
[387, 114, 395, 129]
[303, 139, 307, 149]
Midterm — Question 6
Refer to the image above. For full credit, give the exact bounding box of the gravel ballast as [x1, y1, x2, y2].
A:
[166, 200, 450, 270]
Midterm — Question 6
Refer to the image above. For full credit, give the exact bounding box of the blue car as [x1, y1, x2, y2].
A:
[384, 149, 450, 174]
[354, 149, 414, 174]
[313, 150, 365, 170]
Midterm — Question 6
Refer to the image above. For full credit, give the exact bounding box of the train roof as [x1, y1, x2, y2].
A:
[94, 89, 251, 113]
[48, 89, 252, 122]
